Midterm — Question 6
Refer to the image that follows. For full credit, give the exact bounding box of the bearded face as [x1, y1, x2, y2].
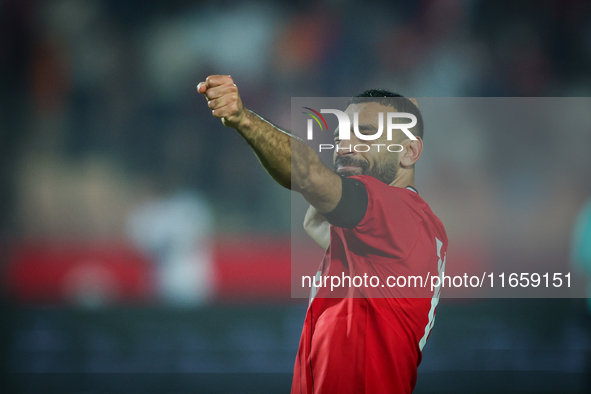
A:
[333, 151, 399, 185]
[332, 102, 412, 185]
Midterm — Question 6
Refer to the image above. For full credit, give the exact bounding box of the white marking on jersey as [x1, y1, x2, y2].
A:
[419, 237, 446, 351]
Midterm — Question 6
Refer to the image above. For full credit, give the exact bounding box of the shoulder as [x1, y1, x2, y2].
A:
[350, 175, 427, 207]
[350, 175, 445, 233]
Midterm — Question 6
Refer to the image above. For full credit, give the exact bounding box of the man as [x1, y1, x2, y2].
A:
[197, 75, 447, 393]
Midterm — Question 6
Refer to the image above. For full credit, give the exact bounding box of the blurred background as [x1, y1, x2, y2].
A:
[2, 0, 591, 392]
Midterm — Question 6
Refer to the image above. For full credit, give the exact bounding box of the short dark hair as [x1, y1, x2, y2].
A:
[347, 89, 424, 139]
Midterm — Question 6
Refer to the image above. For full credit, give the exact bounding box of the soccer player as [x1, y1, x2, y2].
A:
[197, 75, 447, 394]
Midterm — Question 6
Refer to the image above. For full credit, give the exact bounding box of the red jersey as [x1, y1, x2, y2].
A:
[292, 175, 448, 394]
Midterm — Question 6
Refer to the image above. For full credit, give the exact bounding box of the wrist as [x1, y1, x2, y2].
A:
[233, 108, 252, 131]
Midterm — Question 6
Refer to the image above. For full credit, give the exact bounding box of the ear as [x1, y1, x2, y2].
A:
[400, 136, 423, 168]
[409, 98, 419, 107]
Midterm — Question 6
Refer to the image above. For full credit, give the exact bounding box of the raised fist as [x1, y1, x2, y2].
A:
[197, 75, 245, 129]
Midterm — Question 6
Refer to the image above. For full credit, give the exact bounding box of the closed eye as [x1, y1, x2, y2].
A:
[355, 125, 379, 135]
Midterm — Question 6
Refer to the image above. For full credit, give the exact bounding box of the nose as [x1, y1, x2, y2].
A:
[336, 138, 355, 157]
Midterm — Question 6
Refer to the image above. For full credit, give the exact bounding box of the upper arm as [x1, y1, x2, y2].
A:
[302, 169, 369, 232]
[299, 164, 343, 214]
[321, 176, 368, 229]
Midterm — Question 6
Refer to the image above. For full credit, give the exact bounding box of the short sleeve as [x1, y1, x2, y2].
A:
[321, 175, 369, 229]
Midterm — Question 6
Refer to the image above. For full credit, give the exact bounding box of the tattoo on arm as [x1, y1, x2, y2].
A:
[235, 110, 341, 213]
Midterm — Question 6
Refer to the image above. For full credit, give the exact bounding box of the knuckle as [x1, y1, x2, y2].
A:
[206, 88, 218, 99]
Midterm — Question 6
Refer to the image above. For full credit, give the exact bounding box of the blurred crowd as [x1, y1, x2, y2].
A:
[2, 0, 591, 240]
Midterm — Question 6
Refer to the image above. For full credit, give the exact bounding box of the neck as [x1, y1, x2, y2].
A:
[389, 167, 415, 188]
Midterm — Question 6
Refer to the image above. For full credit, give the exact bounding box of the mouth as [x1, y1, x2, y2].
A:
[337, 165, 361, 171]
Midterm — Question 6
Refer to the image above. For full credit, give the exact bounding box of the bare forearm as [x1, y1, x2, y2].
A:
[236, 109, 329, 193]
[198, 75, 341, 213]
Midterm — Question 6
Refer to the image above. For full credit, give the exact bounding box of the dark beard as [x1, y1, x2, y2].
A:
[333, 156, 369, 176]
[333, 155, 398, 185]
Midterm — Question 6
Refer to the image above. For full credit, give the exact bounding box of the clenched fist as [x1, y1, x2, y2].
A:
[197, 75, 246, 129]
